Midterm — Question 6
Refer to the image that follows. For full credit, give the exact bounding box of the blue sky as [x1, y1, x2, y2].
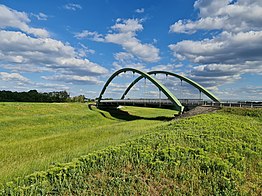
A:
[0, 0, 261, 100]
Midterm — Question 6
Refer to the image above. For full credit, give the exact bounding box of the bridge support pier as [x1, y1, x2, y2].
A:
[159, 89, 161, 107]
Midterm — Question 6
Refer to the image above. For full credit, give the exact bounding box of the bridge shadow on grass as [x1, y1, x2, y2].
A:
[88, 103, 96, 110]
[99, 107, 174, 121]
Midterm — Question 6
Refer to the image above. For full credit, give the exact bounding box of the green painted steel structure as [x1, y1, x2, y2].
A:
[121, 70, 220, 103]
[98, 68, 184, 113]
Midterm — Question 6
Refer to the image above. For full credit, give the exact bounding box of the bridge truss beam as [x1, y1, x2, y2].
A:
[121, 70, 220, 103]
[97, 68, 184, 114]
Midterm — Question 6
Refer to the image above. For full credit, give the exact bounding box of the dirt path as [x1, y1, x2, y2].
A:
[176, 106, 220, 119]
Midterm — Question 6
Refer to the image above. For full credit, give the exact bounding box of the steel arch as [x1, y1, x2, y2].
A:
[121, 70, 220, 103]
[97, 68, 184, 113]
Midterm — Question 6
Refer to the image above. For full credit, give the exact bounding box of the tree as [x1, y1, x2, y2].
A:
[0, 90, 70, 102]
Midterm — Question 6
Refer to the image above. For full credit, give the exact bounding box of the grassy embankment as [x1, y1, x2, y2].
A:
[0, 103, 261, 195]
[0, 102, 176, 183]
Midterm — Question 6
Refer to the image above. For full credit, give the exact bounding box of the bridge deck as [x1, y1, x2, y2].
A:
[98, 99, 205, 110]
[97, 99, 262, 109]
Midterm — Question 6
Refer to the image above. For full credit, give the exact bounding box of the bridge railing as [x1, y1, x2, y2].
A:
[98, 99, 205, 106]
[98, 99, 262, 108]
[203, 101, 262, 108]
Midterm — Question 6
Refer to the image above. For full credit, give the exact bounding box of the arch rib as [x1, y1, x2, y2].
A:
[97, 68, 184, 113]
[121, 71, 220, 103]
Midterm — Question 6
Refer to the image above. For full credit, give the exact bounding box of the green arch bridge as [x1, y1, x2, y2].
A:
[97, 68, 220, 114]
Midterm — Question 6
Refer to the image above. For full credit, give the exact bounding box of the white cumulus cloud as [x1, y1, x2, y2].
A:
[0, 72, 30, 83]
[170, 0, 262, 33]
[169, 0, 262, 89]
[75, 30, 104, 41]
[0, 30, 108, 77]
[42, 74, 102, 85]
[0, 4, 108, 89]
[0, 4, 49, 37]
[169, 31, 262, 67]
[76, 18, 160, 63]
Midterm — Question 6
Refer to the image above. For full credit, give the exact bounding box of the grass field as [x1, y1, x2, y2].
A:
[0, 102, 176, 183]
[0, 103, 261, 195]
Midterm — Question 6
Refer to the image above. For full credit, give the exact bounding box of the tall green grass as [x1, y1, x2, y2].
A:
[0, 102, 176, 183]
[1, 107, 261, 195]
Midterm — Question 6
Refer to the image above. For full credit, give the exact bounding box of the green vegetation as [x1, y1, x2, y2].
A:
[0, 104, 261, 195]
[0, 102, 176, 183]
[0, 90, 69, 102]
[0, 90, 90, 103]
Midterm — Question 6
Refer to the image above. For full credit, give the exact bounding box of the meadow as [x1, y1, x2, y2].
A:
[0, 102, 176, 183]
[0, 103, 261, 195]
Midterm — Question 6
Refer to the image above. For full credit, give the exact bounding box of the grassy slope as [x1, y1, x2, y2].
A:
[0, 102, 176, 183]
[1, 104, 261, 195]
[1, 107, 261, 195]
[68, 108, 261, 195]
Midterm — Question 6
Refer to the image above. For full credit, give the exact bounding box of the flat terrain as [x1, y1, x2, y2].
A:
[0, 102, 176, 183]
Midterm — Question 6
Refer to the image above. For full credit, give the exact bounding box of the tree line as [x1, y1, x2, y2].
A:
[0, 90, 88, 103]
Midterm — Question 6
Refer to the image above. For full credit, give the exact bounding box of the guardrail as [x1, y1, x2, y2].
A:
[204, 101, 262, 108]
